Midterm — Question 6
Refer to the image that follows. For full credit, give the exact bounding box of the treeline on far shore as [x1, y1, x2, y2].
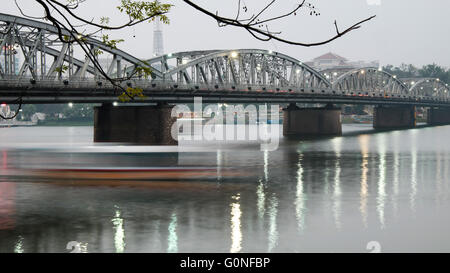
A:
[382, 63, 449, 83]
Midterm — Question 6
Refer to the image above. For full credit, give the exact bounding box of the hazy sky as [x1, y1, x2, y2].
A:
[3, 0, 450, 67]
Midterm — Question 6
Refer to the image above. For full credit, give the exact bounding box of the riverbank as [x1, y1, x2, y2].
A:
[37, 119, 93, 126]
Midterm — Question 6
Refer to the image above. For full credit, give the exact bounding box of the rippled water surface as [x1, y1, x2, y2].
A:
[1, 124, 450, 253]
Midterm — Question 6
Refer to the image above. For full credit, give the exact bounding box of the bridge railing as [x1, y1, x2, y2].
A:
[1, 76, 450, 104]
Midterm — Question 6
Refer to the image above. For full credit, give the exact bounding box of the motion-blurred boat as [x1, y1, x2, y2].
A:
[18, 166, 241, 181]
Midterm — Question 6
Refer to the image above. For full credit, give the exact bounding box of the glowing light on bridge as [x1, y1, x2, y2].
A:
[360, 70, 365, 74]
[68, 102, 73, 108]
[113, 102, 119, 106]
[230, 51, 238, 58]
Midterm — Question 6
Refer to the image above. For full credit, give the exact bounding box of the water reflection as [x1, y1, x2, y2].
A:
[264, 150, 269, 182]
[112, 207, 125, 253]
[332, 138, 342, 230]
[167, 212, 178, 253]
[295, 152, 306, 232]
[392, 132, 400, 217]
[2, 150, 7, 169]
[1, 125, 450, 252]
[358, 135, 370, 228]
[267, 194, 279, 253]
[257, 151, 268, 219]
[323, 158, 330, 195]
[217, 150, 222, 180]
[256, 180, 266, 219]
[14, 236, 24, 253]
[230, 194, 242, 253]
[410, 131, 418, 214]
[437, 151, 449, 209]
[376, 134, 387, 229]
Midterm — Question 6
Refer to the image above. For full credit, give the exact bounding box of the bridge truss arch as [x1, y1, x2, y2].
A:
[332, 67, 410, 98]
[159, 49, 332, 92]
[409, 78, 450, 101]
[0, 13, 160, 80]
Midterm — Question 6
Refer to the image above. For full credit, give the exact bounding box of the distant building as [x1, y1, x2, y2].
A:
[307, 52, 348, 70]
[305, 52, 378, 115]
[306, 52, 379, 72]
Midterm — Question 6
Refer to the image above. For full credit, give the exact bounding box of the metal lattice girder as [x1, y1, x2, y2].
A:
[332, 67, 411, 97]
[1, 13, 450, 104]
[0, 13, 161, 80]
[409, 78, 450, 99]
[162, 49, 332, 92]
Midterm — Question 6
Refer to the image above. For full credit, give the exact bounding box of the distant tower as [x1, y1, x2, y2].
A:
[153, 18, 164, 56]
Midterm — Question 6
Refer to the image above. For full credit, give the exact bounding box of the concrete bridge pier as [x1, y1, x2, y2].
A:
[94, 103, 178, 145]
[427, 107, 450, 125]
[283, 103, 342, 137]
[373, 105, 416, 130]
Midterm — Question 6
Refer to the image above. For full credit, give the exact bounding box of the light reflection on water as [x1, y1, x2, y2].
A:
[112, 207, 125, 253]
[167, 212, 178, 253]
[230, 194, 242, 253]
[332, 138, 342, 230]
[295, 153, 306, 232]
[377, 134, 387, 229]
[358, 135, 369, 228]
[1, 125, 450, 252]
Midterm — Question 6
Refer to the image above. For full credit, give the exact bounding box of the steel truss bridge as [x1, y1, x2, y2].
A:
[0, 13, 449, 107]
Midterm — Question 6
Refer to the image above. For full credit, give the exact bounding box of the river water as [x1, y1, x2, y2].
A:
[0, 124, 450, 253]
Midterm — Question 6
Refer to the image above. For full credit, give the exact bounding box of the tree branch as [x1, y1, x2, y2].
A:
[183, 0, 376, 47]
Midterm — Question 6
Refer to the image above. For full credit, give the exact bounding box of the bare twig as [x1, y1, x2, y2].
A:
[183, 0, 376, 47]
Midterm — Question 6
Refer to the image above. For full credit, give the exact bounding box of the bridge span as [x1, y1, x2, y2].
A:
[1, 13, 450, 144]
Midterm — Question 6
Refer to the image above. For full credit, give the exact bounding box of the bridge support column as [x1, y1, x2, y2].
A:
[283, 103, 342, 137]
[94, 103, 177, 145]
[373, 106, 416, 129]
[427, 107, 450, 125]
